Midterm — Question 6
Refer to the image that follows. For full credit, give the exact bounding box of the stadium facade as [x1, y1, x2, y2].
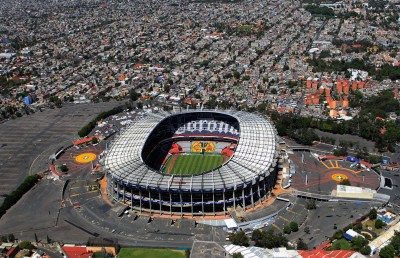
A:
[104, 110, 279, 216]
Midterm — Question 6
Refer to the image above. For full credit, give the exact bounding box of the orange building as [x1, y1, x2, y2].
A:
[337, 84, 343, 93]
[325, 88, 331, 96]
[351, 81, 358, 91]
[306, 80, 312, 89]
[343, 86, 349, 94]
[329, 110, 338, 118]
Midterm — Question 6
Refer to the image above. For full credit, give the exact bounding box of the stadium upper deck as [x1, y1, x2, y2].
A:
[105, 110, 277, 191]
[104, 110, 279, 215]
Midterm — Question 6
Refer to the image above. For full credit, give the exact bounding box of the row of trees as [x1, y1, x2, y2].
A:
[328, 208, 395, 255]
[251, 229, 289, 248]
[78, 105, 124, 137]
[0, 174, 42, 219]
[304, 5, 335, 17]
[307, 58, 400, 81]
[379, 231, 400, 258]
[229, 229, 308, 250]
[283, 222, 299, 234]
[267, 90, 400, 152]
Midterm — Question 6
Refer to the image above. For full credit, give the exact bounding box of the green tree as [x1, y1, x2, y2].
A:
[332, 230, 343, 240]
[390, 233, 400, 255]
[251, 229, 288, 248]
[351, 236, 368, 251]
[353, 222, 362, 231]
[360, 245, 371, 255]
[369, 208, 377, 220]
[19, 241, 34, 250]
[229, 231, 249, 246]
[164, 85, 170, 93]
[289, 222, 299, 232]
[306, 200, 317, 210]
[283, 225, 292, 234]
[129, 89, 140, 101]
[297, 238, 308, 250]
[7, 234, 15, 242]
[59, 165, 68, 173]
[91, 137, 99, 144]
[257, 103, 267, 113]
[375, 219, 387, 229]
[379, 245, 395, 258]
[339, 179, 351, 186]
[233, 253, 244, 258]
[0, 174, 42, 219]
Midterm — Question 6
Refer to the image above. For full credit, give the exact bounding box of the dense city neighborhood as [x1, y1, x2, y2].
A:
[0, 0, 400, 257]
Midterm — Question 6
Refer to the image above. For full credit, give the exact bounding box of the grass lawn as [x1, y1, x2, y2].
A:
[331, 238, 352, 250]
[118, 248, 186, 258]
[238, 25, 255, 32]
[363, 219, 384, 234]
[164, 154, 223, 175]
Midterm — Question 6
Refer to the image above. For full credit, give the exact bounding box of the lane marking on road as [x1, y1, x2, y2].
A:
[278, 216, 290, 223]
[272, 224, 282, 231]
[320, 160, 330, 169]
[70, 190, 98, 197]
[286, 209, 300, 215]
[70, 186, 90, 189]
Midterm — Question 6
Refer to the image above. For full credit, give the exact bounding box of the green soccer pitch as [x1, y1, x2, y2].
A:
[163, 154, 224, 175]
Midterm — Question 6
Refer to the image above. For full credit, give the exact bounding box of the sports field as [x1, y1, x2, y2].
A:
[164, 154, 224, 175]
[118, 248, 186, 258]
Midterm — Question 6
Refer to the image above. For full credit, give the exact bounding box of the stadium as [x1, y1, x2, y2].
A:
[104, 110, 279, 216]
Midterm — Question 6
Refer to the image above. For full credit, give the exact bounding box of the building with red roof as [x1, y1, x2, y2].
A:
[62, 245, 92, 258]
[298, 250, 356, 258]
[5, 245, 19, 258]
[73, 136, 98, 146]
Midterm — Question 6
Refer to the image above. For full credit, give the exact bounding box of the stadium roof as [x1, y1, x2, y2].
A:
[105, 110, 278, 191]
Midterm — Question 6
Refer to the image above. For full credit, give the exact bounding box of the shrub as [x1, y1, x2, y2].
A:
[59, 165, 68, 173]
[78, 106, 124, 137]
[360, 245, 371, 255]
[283, 226, 292, 234]
[19, 241, 34, 250]
[369, 208, 377, 220]
[306, 200, 317, 210]
[290, 221, 299, 232]
[91, 137, 98, 144]
[375, 219, 387, 229]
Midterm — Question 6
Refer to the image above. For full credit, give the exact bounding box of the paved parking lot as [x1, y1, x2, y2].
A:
[266, 197, 308, 234]
[285, 200, 378, 247]
[378, 169, 400, 210]
[0, 105, 226, 248]
[0, 101, 122, 203]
